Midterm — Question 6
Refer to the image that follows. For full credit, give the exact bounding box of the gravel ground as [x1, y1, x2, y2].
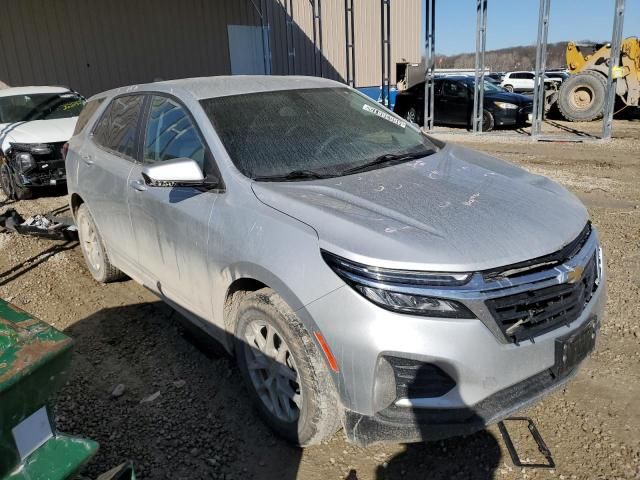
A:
[0, 118, 638, 479]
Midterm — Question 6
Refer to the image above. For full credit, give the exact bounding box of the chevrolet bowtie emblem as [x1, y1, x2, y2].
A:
[567, 265, 584, 284]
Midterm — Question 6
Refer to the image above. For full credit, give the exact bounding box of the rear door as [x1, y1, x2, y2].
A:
[521, 72, 535, 91]
[438, 80, 469, 125]
[127, 95, 219, 320]
[78, 94, 145, 268]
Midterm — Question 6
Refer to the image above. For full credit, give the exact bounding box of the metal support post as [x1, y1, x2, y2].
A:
[310, 0, 324, 76]
[472, 0, 488, 133]
[251, 0, 272, 74]
[423, 0, 435, 131]
[602, 0, 625, 140]
[380, 0, 391, 106]
[285, 0, 296, 74]
[344, 0, 356, 87]
[531, 0, 550, 139]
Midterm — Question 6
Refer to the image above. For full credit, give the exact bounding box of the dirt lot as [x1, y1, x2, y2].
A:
[0, 119, 638, 479]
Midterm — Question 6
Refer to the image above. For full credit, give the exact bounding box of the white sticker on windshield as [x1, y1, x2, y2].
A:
[362, 104, 406, 129]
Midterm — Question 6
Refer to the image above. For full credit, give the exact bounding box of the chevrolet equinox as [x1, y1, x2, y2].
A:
[66, 76, 605, 446]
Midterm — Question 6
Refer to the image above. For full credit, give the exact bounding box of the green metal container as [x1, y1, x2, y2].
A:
[0, 298, 97, 479]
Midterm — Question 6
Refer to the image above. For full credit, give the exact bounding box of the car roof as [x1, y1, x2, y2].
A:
[433, 75, 473, 82]
[0, 86, 71, 97]
[89, 75, 346, 102]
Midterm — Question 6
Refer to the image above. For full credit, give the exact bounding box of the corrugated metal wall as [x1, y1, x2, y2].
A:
[0, 0, 421, 95]
[0, 0, 261, 96]
[269, 0, 422, 87]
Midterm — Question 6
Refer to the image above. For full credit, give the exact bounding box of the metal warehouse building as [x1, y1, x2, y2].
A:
[0, 0, 421, 97]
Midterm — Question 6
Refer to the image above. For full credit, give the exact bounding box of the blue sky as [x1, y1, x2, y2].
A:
[425, 0, 640, 55]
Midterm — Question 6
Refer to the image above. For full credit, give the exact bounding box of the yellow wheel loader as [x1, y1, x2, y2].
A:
[557, 37, 640, 122]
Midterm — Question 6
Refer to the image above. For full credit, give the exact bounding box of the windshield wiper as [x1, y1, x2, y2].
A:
[253, 169, 334, 182]
[341, 150, 435, 175]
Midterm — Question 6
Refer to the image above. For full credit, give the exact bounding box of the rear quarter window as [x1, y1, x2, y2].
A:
[73, 98, 105, 135]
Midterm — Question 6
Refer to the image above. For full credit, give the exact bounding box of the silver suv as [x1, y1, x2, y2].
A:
[66, 76, 605, 446]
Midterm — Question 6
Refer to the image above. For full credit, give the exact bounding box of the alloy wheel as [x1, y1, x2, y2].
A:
[406, 108, 417, 124]
[79, 214, 103, 272]
[243, 320, 302, 423]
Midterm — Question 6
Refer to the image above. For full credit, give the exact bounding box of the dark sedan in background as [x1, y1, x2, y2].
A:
[394, 76, 533, 131]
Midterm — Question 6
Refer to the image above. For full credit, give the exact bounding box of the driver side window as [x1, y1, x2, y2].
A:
[143, 96, 205, 167]
[443, 81, 465, 98]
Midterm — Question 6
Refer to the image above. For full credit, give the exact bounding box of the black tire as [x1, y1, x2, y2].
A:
[557, 71, 606, 122]
[76, 204, 124, 283]
[503, 85, 514, 92]
[234, 288, 340, 446]
[405, 106, 422, 126]
[0, 163, 14, 199]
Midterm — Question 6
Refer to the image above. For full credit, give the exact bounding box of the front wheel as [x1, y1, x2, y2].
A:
[234, 289, 341, 446]
[557, 71, 606, 122]
[0, 163, 14, 199]
[468, 109, 495, 132]
[503, 85, 514, 92]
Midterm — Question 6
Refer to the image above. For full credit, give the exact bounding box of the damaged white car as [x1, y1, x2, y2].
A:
[0, 86, 84, 199]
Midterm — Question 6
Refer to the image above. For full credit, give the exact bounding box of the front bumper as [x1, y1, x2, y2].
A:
[492, 105, 533, 127]
[19, 164, 66, 188]
[300, 230, 605, 445]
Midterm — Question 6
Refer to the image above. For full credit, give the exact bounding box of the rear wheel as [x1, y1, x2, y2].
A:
[558, 71, 606, 122]
[76, 204, 124, 283]
[503, 85, 514, 92]
[405, 106, 421, 126]
[234, 288, 340, 446]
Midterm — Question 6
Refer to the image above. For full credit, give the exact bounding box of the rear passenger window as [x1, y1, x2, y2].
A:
[92, 95, 144, 160]
[73, 98, 104, 135]
[143, 96, 205, 167]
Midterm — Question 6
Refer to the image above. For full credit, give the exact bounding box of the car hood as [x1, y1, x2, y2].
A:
[252, 143, 588, 271]
[485, 91, 532, 106]
[0, 117, 77, 151]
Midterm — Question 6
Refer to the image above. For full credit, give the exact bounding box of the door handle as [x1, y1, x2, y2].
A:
[130, 179, 147, 192]
[81, 155, 94, 166]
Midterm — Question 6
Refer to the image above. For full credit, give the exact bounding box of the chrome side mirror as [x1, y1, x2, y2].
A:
[141, 157, 205, 187]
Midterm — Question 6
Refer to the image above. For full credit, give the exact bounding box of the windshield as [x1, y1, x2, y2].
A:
[463, 79, 506, 93]
[200, 87, 437, 180]
[0, 92, 85, 124]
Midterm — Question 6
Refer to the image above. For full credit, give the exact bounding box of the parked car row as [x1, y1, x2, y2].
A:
[393, 75, 534, 131]
[58, 75, 604, 447]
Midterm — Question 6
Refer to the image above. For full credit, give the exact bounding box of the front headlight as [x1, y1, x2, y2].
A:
[322, 251, 475, 318]
[493, 101, 518, 110]
[15, 152, 35, 172]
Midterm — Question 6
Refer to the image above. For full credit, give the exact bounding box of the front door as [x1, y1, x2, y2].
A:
[78, 95, 144, 267]
[127, 95, 219, 320]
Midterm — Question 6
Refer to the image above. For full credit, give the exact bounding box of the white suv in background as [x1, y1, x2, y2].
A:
[500, 71, 557, 93]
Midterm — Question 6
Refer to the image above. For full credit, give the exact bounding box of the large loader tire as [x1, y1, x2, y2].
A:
[557, 71, 607, 122]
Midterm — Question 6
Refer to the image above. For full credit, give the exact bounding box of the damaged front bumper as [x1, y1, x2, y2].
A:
[302, 227, 605, 446]
[7, 142, 67, 188]
[343, 349, 583, 446]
